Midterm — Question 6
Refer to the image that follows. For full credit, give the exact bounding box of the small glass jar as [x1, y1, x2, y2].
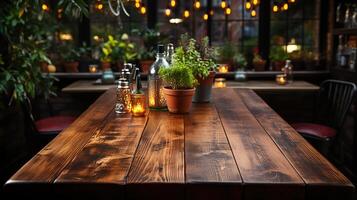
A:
[115, 78, 132, 114]
[276, 74, 287, 85]
[88, 64, 98, 73]
[131, 93, 146, 117]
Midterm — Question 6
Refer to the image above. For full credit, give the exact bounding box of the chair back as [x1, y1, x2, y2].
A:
[317, 80, 356, 129]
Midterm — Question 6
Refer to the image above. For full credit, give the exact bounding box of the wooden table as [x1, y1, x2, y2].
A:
[62, 80, 319, 93]
[5, 88, 353, 200]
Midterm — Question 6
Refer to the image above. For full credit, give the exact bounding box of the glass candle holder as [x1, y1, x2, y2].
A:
[89, 64, 98, 73]
[214, 78, 226, 88]
[276, 74, 287, 85]
[218, 64, 229, 73]
[131, 93, 146, 117]
[115, 79, 132, 114]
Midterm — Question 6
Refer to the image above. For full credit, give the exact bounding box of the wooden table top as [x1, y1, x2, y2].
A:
[5, 88, 353, 200]
[62, 80, 319, 93]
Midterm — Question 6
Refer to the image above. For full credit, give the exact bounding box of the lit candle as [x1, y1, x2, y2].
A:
[214, 78, 226, 88]
[131, 73, 146, 117]
[276, 74, 287, 85]
[218, 65, 229, 73]
[89, 64, 98, 73]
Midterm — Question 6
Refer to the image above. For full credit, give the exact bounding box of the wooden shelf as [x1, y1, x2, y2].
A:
[333, 28, 357, 35]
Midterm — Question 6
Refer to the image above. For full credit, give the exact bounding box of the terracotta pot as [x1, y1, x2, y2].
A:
[272, 61, 285, 71]
[253, 61, 266, 71]
[163, 87, 195, 114]
[140, 60, 155, 74]
[101, 62, 111, 71]
[64, 61, 79, 72]
[193, 71, 215, 103]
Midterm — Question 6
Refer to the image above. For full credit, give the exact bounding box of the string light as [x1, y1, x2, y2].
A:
[289, 0, 296, 3]
[42, 3, 49, 12]
[170, 0, 176, 7]
[135, 2, 141, 8]
[225, 5, 232, 15]
[210, 9, 214, 16]
[245, 1, 252, 10]
[203, 13, 209, 21]
[183, 9, 190, 18]
[194, 0, 201, 9]
[283, 3, 289, 10]
[140, 4, 146, 14]
[252, 0, 259, 6]
[251, 9, 257, 17]
[273, 3, 279, 12]
[221, 0, 227, 9]
[165, 7, 171, 16]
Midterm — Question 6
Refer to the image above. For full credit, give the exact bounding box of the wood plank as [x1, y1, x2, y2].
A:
[126, 111, 185, 200]
[4, 89, 117, 198]
[212, 88, 305, 200]
[185, 103, 242, 200]
[238, 89, 355, 200]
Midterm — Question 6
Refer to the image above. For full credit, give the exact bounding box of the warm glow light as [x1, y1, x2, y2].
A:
[245, 2, 252, 10]
[140, 6, 146, 14]
[273, 5, 279, 12]
[218, 65, 229, 73]
[95, 3, 104, 10]
[135, 0, 140, 2]
[251, 9, 257, 17]
[169, 18, 183, 24]
[89, 65, 98, 73]
[183, 9, 190, 18]
[214, 78, 227, 88]
[221, 0, 227, 9]
[165, 8, 171, 16]
[225, 6, 232, 15]
[203, 13, 209, 20]
[276, 75, 287, 85]
[93, 35, 100, 41]
[252, 0, 259, 5]
[194, 1, 201, 9]
[210, 9, 214, 16]
[289, 0, 296, 3]
[286, 39, 301, 53]
[170, 0, 176, 7]
[135, 2, 141, 8]
[59, 33, 73, 41]
[283, 3, 289, 10]
[42, 3, 49, 11]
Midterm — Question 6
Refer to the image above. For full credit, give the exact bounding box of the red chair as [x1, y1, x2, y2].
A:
[22, 97, 76, 149]
[291, 80, 356, 156]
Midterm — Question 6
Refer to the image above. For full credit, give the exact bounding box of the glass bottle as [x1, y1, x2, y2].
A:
[345, 4, 351, 28]
[284, 60, 293, 83]
[337, 35, 344, 66]
[166, 43, 175, 65]
[148, 44, 170, 109]
[131, 73, 146, 117]
[115, 78, 132, 114]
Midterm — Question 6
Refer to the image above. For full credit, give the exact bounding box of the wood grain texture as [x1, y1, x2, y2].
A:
[213, 88, 305, 200]
[6, 88, 116, 183]
[127, 111, 185, 184]
[185, 103, 242, 200]
[237, 89, 355, 199]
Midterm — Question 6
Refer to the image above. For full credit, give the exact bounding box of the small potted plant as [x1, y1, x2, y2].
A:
[159, 64, 196, 114]
[233, 53, 248, 81]
[269, 46, 288, 71]
[252, 48, 266, 71]
[177, 34, 216, 103]
[63, 48, 80, 72]
[216, 42, 237, 71]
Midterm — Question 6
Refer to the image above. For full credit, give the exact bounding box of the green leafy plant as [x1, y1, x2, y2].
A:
[175, 34, 215, 79]
[132, 28, 167, 60]
[217, 42, 237, 62]
[159, 65, 196, 90]
[100, 34, 137, 63]
[253, 53, 265, 64]
[269, 46, 289, 62]
[233, 53, 247, 69]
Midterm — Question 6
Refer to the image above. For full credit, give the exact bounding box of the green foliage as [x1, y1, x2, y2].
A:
[253, 53, 265, 63]
[217, 42, 237, 61]
[233, 53, 247, 68]
[100, 34, 137, 63]
[159, 65, 196, 90]
[269, 46, 289, 62]
[175, 34, 215, 79]
[0, 0, 87, 106]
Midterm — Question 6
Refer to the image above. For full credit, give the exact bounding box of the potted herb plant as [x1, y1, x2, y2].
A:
[159, 64, 196, 114]
[269, 46, 288, 71]
[63, 48, 80, 72]
[216, 42, 237, 71]
[233, 53, 248, 81]
[177, 34, 216, 103]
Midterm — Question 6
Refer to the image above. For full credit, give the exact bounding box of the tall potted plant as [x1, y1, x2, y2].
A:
[177, 34, 216, 103]
[159, 64, 196, 114]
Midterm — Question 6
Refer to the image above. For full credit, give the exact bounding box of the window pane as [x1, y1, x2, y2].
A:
[305, 0, 320, 19]
[289, 1, 303, 19]
[228, 21, 243, 44]
[211, 21, 226, 44]
[230, 0, 243, 20]
[270, 21, 287, 45]
[304, 20, 319, 47]
[288, 21, 303, 45]
[243, 21, 258, 47]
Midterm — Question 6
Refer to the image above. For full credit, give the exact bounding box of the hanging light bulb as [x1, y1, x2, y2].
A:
[203, 13, 209, 21]
[251, 9, 257, 17]
[289, 0, 296, 3]
[170, 0, 176, 7]
[221, 0, 227, 9]
[210, 9, 214, 16]
[283, 3, 289, 10]
[194, 1, 201, 9]
[252, 0, 259, 6]
[140, 4, 147, 14]
[273, 2, 279, 13]
[183, 9, 190, 18]
[225, 5, 232, 15]
[245, 1, 252, 10]
[135, 2, 141, 8]
[42, 3, 50, 12]
[165, 7, 171, 16]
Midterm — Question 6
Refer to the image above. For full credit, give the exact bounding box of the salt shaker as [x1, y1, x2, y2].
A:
[115, 78, 132, 114]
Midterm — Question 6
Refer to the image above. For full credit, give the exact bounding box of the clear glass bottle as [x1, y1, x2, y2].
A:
[284, 60, 293, 83]
[166, 43, 175, 65]
[148, 44, 170, 109]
